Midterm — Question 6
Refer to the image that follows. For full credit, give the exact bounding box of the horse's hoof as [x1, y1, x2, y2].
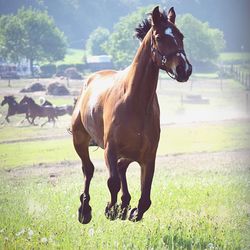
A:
[78, 205, 92, 224]
[105, 203, 119, 220]
[118, 204, 131, 220]
[128, 208, 142, 222]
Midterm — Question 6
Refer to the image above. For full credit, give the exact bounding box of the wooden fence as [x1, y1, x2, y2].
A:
[221, 65, 250, 89]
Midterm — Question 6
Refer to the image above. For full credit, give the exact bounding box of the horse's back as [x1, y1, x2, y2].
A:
[85, 70, 118, 87]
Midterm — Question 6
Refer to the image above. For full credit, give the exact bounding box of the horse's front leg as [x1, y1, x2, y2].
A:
[104, 143, 120, 220]
[5, 115, 10, 123]
[19, 113, 29, 124]
[129, 158, 156, 222]
[117, 158, 131, 220]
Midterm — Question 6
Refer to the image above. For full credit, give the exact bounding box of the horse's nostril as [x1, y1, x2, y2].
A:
[176, 65, 185, 77]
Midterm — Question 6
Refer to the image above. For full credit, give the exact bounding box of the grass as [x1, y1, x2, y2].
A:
[158, 121, 250, 155]
[0, 153, 249, 249]
[56, 49, 85, 65]
[219, 52, 250, 64]
[191, 73, 218, 79]
[0, 120, 249, 170]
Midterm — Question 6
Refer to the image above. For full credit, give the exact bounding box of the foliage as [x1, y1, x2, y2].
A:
[40, 64, 57, 78]
[177, 14, 225, 63]
[102, 6, 152, 69]
[0, 0, 248, 52]
[0, 7, 67, 75]
[86, 27, 110, 55]
[102, 6, 225, 69]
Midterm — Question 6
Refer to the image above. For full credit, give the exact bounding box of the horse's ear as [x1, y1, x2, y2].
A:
[168, 7, 176, 24]
[152, 6, 162, 26]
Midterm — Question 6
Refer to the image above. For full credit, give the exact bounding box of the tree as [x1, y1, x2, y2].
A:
[85, 27, 110, 55]
[102, 6, 152, 69]
[176, 14, 225, 63]
[0, 8, 67, 75]
[102, 6, 225, 69]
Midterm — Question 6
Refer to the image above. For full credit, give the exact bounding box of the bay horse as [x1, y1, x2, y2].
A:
[72, 6, 192, 224]
[20, 96, 57, 126]
[1, 95, 30, 123]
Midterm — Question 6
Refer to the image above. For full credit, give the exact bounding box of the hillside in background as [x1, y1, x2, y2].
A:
[0, 0, 249, 51]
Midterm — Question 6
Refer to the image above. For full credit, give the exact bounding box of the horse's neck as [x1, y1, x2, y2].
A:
[31, 101, 39, 108]
[9, 100, 18, 107]
[125, 30, 159, 110]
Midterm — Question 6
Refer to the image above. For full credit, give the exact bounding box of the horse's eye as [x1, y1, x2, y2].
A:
[155, 35, 161, 41]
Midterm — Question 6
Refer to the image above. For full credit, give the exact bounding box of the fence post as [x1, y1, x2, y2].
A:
[246, 92, 249, 114]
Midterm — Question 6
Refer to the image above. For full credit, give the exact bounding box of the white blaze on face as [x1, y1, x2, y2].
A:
[164, 27, 177, 45]
[164, 27, 174, 37]
[177, 52, 189, 72]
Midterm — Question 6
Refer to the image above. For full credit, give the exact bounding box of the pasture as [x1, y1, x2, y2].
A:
[0, 76, 250, 249]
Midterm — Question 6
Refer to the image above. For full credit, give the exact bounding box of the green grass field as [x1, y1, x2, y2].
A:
[0, 119, 250, 249]
[0, 120, 249, 169]
[1, 156, 249, 250]
[56, 49, 85, 65]
[0, 75, 250, 249]
[219, 52, 250, 64]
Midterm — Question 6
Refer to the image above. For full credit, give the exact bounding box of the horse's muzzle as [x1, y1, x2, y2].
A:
[175, 63, 192, 82]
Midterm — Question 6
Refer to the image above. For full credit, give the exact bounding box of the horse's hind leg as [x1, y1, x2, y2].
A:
[51, 117, 56, 127]
[41, 119, 48, 127]
[117, 158, 131, 220]
[104, 143, 121, 220]
[26, 113, 32, 124]
[72, 115, 94, 224]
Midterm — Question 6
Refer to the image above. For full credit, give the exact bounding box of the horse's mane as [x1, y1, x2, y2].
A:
[135, 17, 152, 41]
[135, 9, 169, 41]
[6, 95, 17, 103]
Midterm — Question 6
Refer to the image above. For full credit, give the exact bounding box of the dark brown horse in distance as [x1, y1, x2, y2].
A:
[20, 96, 57, 126]
[1, 95, 30, 123]
[72, 6, 192, 224]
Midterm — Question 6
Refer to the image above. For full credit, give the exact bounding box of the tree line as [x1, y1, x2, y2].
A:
[0, 8, 67, 75]
[86, 6, 225, 69]
[0, 5, 225, 73]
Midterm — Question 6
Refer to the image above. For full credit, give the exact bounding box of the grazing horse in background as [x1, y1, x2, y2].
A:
[1, 95, 30, 123]
[39, 97, 74, 116]
[20, 96, 57, 126]
[72, 6, 192, 224]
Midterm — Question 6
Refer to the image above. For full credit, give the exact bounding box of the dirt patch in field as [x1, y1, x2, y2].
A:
[3, 149, 250, 183]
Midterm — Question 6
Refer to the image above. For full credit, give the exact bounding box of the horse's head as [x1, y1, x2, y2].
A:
[1, 96, 16, 106]
[1, 96, 7, 106]
[150, 6, 192, 82]
[19, 95, 31, 105]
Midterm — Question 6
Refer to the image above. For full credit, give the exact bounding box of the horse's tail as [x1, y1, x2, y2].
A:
[67, 126, 72, 135]
[39, 96, 46, 105]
